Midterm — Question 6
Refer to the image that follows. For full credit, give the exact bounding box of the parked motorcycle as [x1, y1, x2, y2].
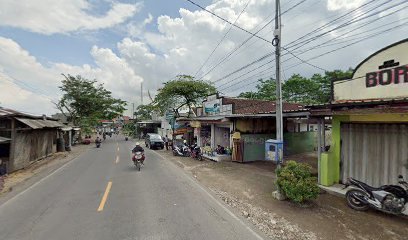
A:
[190, 144, 203, 161]
[132, 151, 145, 171]
[173, 144, 191, 157]
[345, 175, 408, 215]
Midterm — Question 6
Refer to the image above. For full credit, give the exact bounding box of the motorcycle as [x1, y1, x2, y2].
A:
[190, 144, 203, 161]
[95, 140, 101, 148]
[173, 144, 191, 157]
[125, 136, 129, 141]
[132, 151, 145, 171]
[345, 175, 408, 215]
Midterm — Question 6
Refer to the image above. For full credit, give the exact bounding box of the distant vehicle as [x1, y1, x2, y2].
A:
[145, 133, 164, 150]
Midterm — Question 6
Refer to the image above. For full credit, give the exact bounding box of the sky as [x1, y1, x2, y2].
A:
[0, 0, 407, 116]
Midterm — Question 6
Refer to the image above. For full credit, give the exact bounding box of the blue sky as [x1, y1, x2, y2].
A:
[0, 0, 211, 66]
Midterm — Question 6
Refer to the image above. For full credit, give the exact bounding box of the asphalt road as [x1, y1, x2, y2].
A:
[0, 136, 265, 240]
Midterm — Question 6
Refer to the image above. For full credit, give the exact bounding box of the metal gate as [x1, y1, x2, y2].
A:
[341, 123, 408, 186]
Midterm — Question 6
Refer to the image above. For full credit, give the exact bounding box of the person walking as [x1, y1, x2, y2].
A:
[163, 135, 169, 150]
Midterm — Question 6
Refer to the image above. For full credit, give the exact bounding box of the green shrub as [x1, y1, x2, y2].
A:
[276, 160, 319, 203]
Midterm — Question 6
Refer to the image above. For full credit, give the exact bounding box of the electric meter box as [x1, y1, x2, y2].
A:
[265, 139, 284, 163]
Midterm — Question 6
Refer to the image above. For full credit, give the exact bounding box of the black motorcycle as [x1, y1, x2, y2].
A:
[345, 175, 408, 215]
[173, 144, 190, 157]
[190, 144, 203, 161]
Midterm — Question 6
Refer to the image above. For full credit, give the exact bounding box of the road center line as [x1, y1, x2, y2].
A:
[115, 155, 119, 164]
[97, 181, 112, 212]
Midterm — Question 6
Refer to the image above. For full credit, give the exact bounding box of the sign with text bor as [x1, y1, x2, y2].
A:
[333, 40, 408, 102]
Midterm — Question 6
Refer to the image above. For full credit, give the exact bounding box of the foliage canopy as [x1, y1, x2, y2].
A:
[153, 75, 217, 117]
[238, 69, 353, 104]
[56, 74, 126, 131]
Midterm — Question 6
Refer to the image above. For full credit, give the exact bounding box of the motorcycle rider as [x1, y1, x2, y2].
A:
[95, 136, 102, 147]
[132, 142, 145, 164]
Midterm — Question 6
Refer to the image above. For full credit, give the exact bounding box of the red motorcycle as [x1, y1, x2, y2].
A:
[132, 151, 145, 171]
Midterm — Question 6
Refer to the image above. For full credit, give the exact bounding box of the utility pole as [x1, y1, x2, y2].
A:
[141, 82, 144, 105]
[274, 0, 283, 166]
[132, 103, 135, 119]
[272, 0, 285, 200]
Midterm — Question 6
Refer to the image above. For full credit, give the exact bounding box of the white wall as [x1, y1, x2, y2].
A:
[334, 41, 408, 101]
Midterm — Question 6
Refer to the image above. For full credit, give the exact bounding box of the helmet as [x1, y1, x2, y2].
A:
[183, 140, 187, 143]
[135, 142, 140, 146]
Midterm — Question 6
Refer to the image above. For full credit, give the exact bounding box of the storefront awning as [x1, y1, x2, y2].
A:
[16, 118, 64, 129]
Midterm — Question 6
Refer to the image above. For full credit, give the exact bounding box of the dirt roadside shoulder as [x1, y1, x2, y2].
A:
[155, 149, 408, 240]
[0, 144, 90, 203]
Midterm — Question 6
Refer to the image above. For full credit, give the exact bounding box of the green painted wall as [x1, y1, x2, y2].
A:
[242, 134, 275, 162]
[284, 132, 317, 155]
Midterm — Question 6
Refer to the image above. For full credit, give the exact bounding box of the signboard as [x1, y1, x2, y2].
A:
[165, 111, 175, 121]
[333, 40, 408, 102]
[204, 99, 221, 114]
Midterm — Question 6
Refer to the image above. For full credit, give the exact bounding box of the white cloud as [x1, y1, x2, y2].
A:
[0, 0, 142, 34]
[327, 0, 366, 11]
[128, 13, 154, 37]
[0, 37, 144, 115]
[1, 0, 407, 115]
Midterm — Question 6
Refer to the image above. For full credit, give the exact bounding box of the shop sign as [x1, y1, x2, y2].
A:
[204, 99, 221, 114]
[366, 64, 408, 88]
[333, 40, 408, 102]
[190, 121, 201, 128]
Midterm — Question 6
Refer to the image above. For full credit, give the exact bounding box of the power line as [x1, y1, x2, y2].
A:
[193, 0, 251, 78]
[284, 0, 379, 48]
[185, 0, 270, 43]
[286, 0, 406, 51]
[194, 0, 308, 81]
[284, 22, 408, 71]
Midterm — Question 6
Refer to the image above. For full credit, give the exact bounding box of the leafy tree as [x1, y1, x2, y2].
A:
[238, 69, 353, 104]
[134, 104, 154, 120]
[56, 74, 126, 128]
[153, 75, 217, 117]
[282, 74, 320, 104]
[238, 78, 276, 100]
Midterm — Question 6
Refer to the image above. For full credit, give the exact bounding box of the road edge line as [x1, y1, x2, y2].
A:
[0, 149, 87, 209]
[149, 150, 265, 240]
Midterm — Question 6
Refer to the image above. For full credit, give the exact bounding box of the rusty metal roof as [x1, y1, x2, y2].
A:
[16, 118, 63, 129]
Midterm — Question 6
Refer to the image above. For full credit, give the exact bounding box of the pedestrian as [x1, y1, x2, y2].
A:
[163, 135, 169, 150]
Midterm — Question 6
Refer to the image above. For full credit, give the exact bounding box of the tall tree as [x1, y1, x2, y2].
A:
[153, 75, 217, 117]
[238, 78, 276, 100]
[56, 74, 126, 130]
[238, 69, 353, 104]
[134, 104, 154, 120]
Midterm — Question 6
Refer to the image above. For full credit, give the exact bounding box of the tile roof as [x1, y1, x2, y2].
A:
[222, 97, 305, 114]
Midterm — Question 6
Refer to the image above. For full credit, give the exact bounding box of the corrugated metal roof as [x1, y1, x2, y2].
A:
[16, 118, 63, 129]
[0, 136, 11, 143]
[0, 108, 22, 117]
[307, 97, 408, 108]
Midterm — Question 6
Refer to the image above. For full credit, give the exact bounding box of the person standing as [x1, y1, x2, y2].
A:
[163, 135, 169, 150]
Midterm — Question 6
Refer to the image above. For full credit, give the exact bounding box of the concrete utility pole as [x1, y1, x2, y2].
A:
[274, 0, 283, 166]
[272, 0, 285, 200]
[132, 103, 135, 119]
[141, 82, 144, 105]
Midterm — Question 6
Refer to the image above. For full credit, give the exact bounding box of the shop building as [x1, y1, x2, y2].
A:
[179, 94, 314, 162]
[310, 39, 408, 187]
